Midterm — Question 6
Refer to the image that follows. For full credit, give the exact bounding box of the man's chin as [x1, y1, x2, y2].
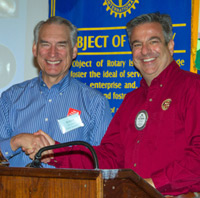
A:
[43, 71, 68, 78]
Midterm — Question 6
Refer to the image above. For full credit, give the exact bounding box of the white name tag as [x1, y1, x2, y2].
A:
[58, 113, 84, 134]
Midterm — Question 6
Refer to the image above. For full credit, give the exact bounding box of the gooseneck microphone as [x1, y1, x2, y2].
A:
[27, 141, 99, 169]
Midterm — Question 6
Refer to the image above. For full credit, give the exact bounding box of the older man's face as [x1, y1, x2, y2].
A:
[33, 23, 77, 87]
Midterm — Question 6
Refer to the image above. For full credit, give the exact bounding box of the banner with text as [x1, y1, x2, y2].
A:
[49, 0, 191, 115]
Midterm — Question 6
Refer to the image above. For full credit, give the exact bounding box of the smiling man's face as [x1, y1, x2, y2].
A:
[130, 22, 174, 85]
[32, 23, 77, 87]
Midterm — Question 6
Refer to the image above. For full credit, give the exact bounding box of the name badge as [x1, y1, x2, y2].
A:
[58, 113, 84, 134]
[135, 110, 148, 130]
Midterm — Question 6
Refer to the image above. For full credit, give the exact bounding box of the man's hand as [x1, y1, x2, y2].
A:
[10, 133, 50, 152]
[32, 130, 56, 163]
[34, 130, 55, 145]
[10, 131, 53, 163]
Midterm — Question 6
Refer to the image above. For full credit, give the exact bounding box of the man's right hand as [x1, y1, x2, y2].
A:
[10, 133, 51, 151]
[32, 130, 56, 163]
[10, 132, 53, 163]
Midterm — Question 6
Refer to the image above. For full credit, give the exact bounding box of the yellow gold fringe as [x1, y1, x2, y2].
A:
[190, 0, 199, 73]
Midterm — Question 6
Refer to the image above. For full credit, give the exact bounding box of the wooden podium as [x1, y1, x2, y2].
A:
[0, 167, 164, 198]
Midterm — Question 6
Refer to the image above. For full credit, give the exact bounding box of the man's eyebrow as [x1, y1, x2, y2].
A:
[57, 41, 68, 44]
[131, 36, 162, 45]
[39, 40, 69, 44]
[131, 40, 141, 46]
[149, 36, 162, 41]
[39, 40, 48, 43]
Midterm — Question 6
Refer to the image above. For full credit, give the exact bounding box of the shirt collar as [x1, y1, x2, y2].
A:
[38, 71, 71, 93]
[140, 60, 179, 89]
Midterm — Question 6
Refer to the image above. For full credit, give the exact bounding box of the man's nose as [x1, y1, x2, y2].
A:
[49, 46, 57, 57]
[141, 44, 150, 55]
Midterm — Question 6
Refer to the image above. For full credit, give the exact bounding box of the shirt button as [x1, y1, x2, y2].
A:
[49, 99, 52, 102]
[137, 140, 140, 144]
[134, 163, 137, 167]
[160, 84, 163, 87]
[60, 93, 63, 96]
[5, 152, 8, 155]
[43, 84, 46, 87]
[45, 118, 48, 122]
[149, 98, 152, 102]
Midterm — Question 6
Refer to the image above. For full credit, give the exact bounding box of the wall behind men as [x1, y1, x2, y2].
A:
[0, 0, 48, 95]
[51, 0, 193, 115]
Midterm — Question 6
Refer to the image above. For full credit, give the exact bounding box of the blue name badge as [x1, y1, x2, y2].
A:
[58, 113, 84, 134]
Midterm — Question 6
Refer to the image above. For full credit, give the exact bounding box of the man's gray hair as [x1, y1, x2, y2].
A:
[34, 16, 77, 47]
[126, 12, 173, 45]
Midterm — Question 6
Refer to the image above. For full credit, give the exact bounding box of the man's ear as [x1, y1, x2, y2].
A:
[168, 39, 174, 56]
[72, 43, 78, 59]
[32, 42, 37, 57]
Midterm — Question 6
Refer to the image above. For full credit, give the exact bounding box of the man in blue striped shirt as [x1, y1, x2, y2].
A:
[0, 16, 112, 167]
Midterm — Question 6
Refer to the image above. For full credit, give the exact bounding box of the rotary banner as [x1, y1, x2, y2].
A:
[49, 0, 197, 115]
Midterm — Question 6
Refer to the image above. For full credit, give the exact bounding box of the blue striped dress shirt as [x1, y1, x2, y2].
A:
[0, 72, 112, 167]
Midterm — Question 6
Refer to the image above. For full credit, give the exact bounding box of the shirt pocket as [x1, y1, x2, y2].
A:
[150, 101, 178, 145]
